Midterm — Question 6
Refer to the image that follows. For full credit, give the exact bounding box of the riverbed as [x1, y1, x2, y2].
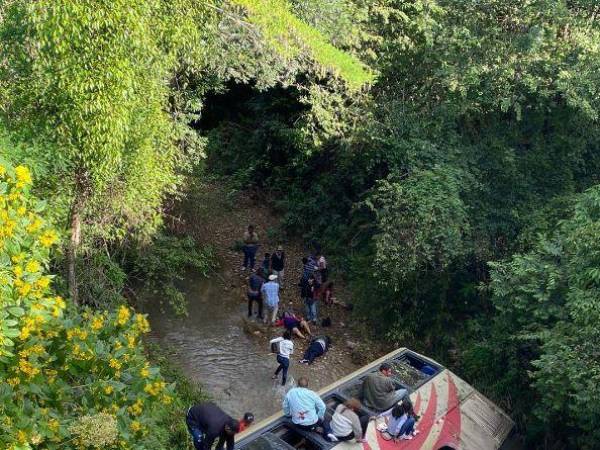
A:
[141, 273, 359, 421]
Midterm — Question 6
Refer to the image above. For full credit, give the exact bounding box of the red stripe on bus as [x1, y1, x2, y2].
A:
[433, 373, 461, 449]
[403, 382, 437, 449]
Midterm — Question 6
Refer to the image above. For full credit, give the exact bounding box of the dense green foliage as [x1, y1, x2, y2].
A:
[2, 0, 600, 448]
[198, 1, 600, 448]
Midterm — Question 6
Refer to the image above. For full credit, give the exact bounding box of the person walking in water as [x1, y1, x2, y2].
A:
[283, 377, 326, 432]
[270, 330, 294, 385]
[247, 269, 264, 319]
[242, 225, 259, 270]
[261, 274, 280, 324]
[185, 402, 242, 450]
[271, 246, 285, 285]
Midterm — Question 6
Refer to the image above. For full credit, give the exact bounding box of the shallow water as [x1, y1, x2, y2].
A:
[141, 273, 358, 421]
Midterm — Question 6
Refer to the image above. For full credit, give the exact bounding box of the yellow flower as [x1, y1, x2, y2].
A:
[127, 334, 136, 348]
[161, 394, 173, 405]
[36, 276, 51, 289]
[140, 364, 150, 378]
[130, 420, 142, 432]
[17, 283, 32, 297]
[26, 218, 43, 233]
[91, 315, 104, 331]
[25, 260, 41, 273]
[128, 399, 144, 416]
[13, 265, 23, 277]
[11, 253, 25, 263]
[17, 206, 27, 216]
[15, 165, 32, 185]
[109, 358, 122, 371]
[48, 419, 60, 432]
[39, 229, 58, 247]
[143, 381, 166, 396]
[7, 377, 20, 387]
[135, 314, 151, 333]
[116, 305, 131, 326]
[0, 164, 5, 176]
[17, 430, 28, 444]
[104, 385, 114, 395]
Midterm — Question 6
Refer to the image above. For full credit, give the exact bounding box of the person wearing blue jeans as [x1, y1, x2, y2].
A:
[300, 276, 318, 323]
[300, 336, 331, 365]
[242, 225, 259, 270]
[270, 331, 294, 385]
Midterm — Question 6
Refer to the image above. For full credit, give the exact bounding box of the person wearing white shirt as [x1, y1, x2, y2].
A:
[270, 331, 294, 385]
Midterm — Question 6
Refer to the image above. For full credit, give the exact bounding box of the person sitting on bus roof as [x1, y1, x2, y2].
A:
[283, 377, 326, 432]
[378, 401, 418, 441]
[327, 398, 368, 443]
[360, 362, 408, 412]
[238, 412, 255, 433]
[185, 402, 241, 450]
[299, 336, 331, 365]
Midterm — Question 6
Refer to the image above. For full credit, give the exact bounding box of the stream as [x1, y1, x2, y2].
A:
[141, 273, 358, 421]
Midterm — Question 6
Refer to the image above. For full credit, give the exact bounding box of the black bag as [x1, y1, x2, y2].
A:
[321, 317, 332, 327]
[270, 341, 280, 354]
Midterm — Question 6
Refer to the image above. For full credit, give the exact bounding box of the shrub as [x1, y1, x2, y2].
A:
[0, 161, 184, 450]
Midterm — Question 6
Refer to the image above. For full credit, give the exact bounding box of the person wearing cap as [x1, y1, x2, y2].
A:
[238, 412, 255, 432]
[360, 363, 408, 412]
[185, 402, 240, 450]
[261, 274, 280, 324]
[271, 246, 285, 284]
[270, 330, 294, 385]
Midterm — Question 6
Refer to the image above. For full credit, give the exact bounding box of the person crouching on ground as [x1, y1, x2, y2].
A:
[270, 330, 294, 385]
[361, 362, 409, 412]
[283, 377, 326, 432]
[280, 311, 312, 339]
[185, 402, 241, 450]
[299, 336, 331, 364]
[327, 398, 369, 443]
[261, 274, 280, 324]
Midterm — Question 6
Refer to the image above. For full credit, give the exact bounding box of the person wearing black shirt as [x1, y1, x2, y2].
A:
[247, 270, 265, 319]
[271, 246, 285, 284]
[186, 402, 241, 450]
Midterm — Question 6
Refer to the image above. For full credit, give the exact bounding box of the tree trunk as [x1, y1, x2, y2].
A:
[67, 192, 84, 306]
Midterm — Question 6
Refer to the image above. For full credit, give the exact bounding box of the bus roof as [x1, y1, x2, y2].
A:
[236, 348, 514, 450]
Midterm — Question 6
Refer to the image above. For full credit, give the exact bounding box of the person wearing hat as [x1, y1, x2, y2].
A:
[261, 273, 280, 324]
[360, 363, 408, 412]
[238, 412, 255, 432]
[185, 402, 240, 450]
[271, 246, 285, 285]
[270, 330, 294, 385]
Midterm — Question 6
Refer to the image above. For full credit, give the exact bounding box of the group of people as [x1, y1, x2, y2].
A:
[281, 362, 419, 444]
[243, 225, 335, 327]
[186, 363, 418, 450]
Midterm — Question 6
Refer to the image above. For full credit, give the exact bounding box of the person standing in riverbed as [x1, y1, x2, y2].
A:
[261, 274, 280, 324]
[247, 269, 264, 320]
[270, 330, 294, 385]
[242, 225, 259, 270]
[300, 275, 318, 324]
[271, 246, 285, 285]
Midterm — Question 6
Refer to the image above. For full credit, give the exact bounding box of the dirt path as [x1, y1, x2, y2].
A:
[174, 180, 368, 378]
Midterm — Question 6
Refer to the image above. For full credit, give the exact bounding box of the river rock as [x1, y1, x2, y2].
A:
[346, 340, 358, 350]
